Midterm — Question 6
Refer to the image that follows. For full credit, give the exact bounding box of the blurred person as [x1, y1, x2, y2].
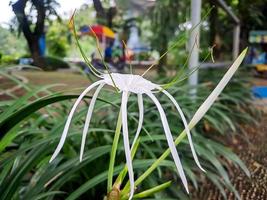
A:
[104, 41, 113, 63]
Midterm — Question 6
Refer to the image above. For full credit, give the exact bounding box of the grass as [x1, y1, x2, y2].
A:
[12, 68, 156, 88]
[13, 71, 90, 91]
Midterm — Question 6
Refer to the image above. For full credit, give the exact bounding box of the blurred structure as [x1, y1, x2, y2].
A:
[117, 0, 154, 64]
[248, 31, 267, 77]
[189, 0, 240, 94]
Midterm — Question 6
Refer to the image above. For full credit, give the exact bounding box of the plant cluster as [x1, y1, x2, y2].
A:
[0, 58, 259, 199]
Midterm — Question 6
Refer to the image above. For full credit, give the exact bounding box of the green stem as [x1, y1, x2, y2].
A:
[107, 110, 122, 192]
[136, 130, 186, 185]
[130, 181, 171, 199]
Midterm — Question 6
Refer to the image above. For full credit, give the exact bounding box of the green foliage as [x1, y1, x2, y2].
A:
[150, 0, 187, 70]
[0, 26, 27, 58]
[66, 5, 97, 58]
[46, 21, 70, 58]
[150, 0, 186, 47]
[72, 4, 96, 27]
[233, 0, 267, 31]
[45, 4, 97, 59]
[0, 55, 18, 65]
[42, 56, 70, 71]
[0, 65, 258, 199]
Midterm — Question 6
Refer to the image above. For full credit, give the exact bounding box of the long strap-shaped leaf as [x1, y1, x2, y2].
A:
[0, 93, 118, 140]
[189, 48, 248, 128]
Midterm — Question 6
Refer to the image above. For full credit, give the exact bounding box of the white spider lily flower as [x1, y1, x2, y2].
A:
[51, 12, 249, 200]
[50, 45, 247, 200]
[50, 73, 203, 198]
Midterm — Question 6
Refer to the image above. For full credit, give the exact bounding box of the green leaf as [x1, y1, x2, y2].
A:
[132, 181, 171, 199]
[0, 94, 117, 138]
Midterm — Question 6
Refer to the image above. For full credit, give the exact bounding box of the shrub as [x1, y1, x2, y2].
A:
[43, 56, 70, 71]
[0, 55, 18, 65]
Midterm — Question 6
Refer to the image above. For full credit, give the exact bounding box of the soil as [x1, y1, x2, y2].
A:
[193, 114, 267, 200]
[0, 70, 91, 100]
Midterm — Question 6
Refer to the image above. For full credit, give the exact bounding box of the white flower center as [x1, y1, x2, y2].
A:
[103, 73, 158, 94]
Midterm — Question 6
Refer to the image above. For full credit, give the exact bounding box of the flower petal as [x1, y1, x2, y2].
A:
[189, 48, 248, 128]
[121, 91, 135, 199]
[50, 80, 104, 162]
[131, 94, 144, 150]
[80, 83, 105, 162]
[146, 92, 189, 193]
[160, 87, 205, 172]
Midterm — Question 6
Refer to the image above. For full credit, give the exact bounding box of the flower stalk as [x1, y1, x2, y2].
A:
[121, 47, 248, 196]
[107, 110, 122, 192]
[51, 11, 247, 199]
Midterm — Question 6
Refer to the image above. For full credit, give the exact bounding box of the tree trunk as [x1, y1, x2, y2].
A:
[32, 0, 46, 67]
[30, 36, 45, 67]
[107, 7, 117, 28]
[92, 0, 106, 25]
[209, 1, 221, 59]
[158, 36, 168, 75]
[92, 0, 116, 28]
[209, 0, 217, 46]
[12, 0, 45, 68]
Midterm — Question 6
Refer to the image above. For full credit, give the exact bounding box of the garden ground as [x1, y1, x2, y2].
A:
[193, 114, 267, 200]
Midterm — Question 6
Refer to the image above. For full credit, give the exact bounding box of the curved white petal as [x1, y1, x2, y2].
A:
[121, 92, 135, 199]
[131, 94, 144, 150]
[50, 80, 104, 162]
[160, 87, 205, 172]
[146, 92, 189, 193]
[80, 83, 105, 162]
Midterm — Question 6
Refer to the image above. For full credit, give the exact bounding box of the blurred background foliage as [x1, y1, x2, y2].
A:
[46, 21, 69, 58]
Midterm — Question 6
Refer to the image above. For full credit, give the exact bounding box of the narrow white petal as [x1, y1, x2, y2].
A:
[189, 48, 247, 129]
[131, 94, 144, 150]
[50, 80, 104, 162]
[80, 83, 105, 162]
[121, 92, 135, 199]
[146, 92, 189, 193]
[160, 87, 205, 172]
